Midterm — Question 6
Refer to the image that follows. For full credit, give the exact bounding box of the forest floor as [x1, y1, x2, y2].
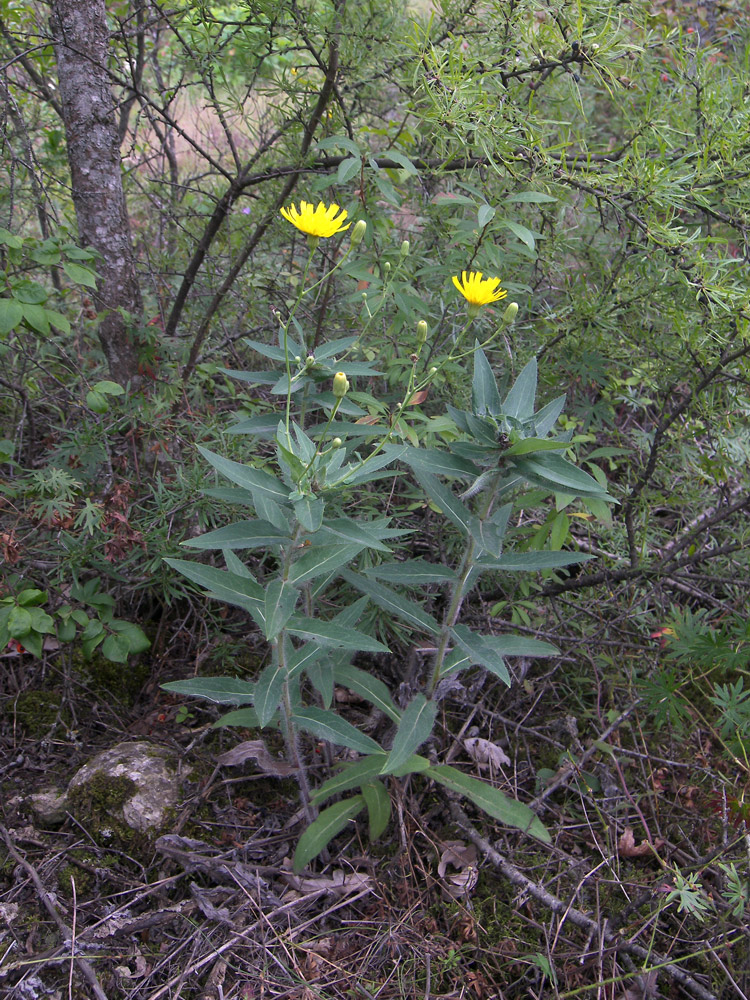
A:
[1, 617, 747, 1000]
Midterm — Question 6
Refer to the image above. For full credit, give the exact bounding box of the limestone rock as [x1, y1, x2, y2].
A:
[67, 742, 188, 834]
[28, 788, 68, 825]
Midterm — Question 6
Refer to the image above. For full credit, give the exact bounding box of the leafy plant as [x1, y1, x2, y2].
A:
[163, 210, 614, 869]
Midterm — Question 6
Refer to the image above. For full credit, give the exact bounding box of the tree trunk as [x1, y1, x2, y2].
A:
[49, 0, 142, 386]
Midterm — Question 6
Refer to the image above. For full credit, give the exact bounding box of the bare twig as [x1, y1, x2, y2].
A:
[0, 824, 110, 1000]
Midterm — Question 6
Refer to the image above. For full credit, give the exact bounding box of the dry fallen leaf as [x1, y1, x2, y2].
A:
[464, 737, 511, 769]
[438, 840, 477, 877]
[617, 827, 665, 858]
[217, 740, 297, 776]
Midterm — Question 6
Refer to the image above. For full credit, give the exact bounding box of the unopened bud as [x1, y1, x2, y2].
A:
[384, 261, 391, 273]
[332, 371, 350, 398]
[294, 355, 302, 363]
[361, 291, 368, 300]
[332, 437, 342, 448]
[305, 354, 316, 368]
[400, 240, 410, 257]
[350, 219, 367, 246]
[429, 366, 437, 375]
[416, 320, 428, 346]
[503, 301, 519, 324]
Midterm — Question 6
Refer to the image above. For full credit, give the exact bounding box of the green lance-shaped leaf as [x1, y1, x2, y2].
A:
[513, 452, 614, 500]
[182, 520, 289, 551]
[294, 495, 324, 532]
[449, 626, 510, 686]
[164, 559, 265, 621]
[426, 765, 550, 842]
[213, 707, 261, 728]
[412, 469, 473, 537]
[253, 661, 285, 727]
[197, 446, 290, 504]
[403, 447, 479, 479]
[292, 707, 383, 755]
[286, 615, 389, 652]
[340, 570, 440, 636]
[364, 559, 458, 586]
[503, 358, 538, 421]
[450, 624, 558, 683]
[472, 346, 502, 417]
[312, 755, 389, 805]
[381, 694, 437, 774]
[162, 677, 255, 704]
[306, 657, 335, 708]
[333, 662, 401, 723]
[532, 394, 567, 437]
[287, 640, 326, 680]
[475, 551, 593, 572]
[361, 781, 392, 839]
[319, 516, 395, 553]
[288, 543, 365, 585]
[263, 579, 299, 640]
[294, 796, 366, 872]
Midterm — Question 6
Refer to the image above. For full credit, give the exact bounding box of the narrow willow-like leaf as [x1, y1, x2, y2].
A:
[513, 453, 613, 500]
[164, 559, 264, 620]
[450, 625, 511, 686]
[183, 520, 288, 551]
[292, 707, 383, 754]
[306, 657, 334, 708]
[476, 551, 593, 571]
[263, 579, 299, 640]
[333, 662, 401, 723]
[212, 706, 262, 728]
[311, 755, 389, 805]
[403, 446, 479, 479]
[364, 559, 458, 586]
[293, 495, 324, 532]
[253, 662, 284, 727]
[289, 544, 365, 585]
[412, 469, 472, 537]
[472, 347, 502, 416]
[286, 615, 389, 652]
[294, 797, 365, 872]
[340, 570, 440, 636]
[197, 446, 289, 503]
[361, 781, 392, 839]
[381, 694, 437, 774]
[162, 677, 254, 704]
[426, 765, 550, 842]
[503, 358, 538, 420]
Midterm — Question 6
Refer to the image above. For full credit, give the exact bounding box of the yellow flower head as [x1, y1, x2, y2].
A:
[280, 200, 351, 239]
[452, 271, 507, 312]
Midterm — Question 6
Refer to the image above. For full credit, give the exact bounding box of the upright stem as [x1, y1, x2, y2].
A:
[426, 470, 502, 696]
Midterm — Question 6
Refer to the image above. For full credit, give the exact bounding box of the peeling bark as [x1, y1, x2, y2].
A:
[50, 0, 142, 386]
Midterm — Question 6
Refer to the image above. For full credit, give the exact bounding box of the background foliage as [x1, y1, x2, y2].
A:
[1, 0, 749, 997]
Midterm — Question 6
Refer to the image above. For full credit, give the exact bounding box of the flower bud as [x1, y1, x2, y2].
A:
[294, 355, 302, 363]
[416, 320, 428, 346]
[503, 301, 519, 324]
[332, 437, 342, 449]
[305, 354, 316, 368]
[400, 240, 410, 257]
[332, 371, 350, 398]
[350, 219, 367, 247]
[429, 366, 437, 375]
[384, 261, 391, 273]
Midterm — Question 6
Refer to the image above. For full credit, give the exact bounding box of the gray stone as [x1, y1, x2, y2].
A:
[28, 788, 68, 825]
[66, 742, 188, 834]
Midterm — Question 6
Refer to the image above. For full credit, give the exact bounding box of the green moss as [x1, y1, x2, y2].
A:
[75, 648, 151, 708]
[5, 689, 69, 737]
[67, 772, 145, 850]
[57, 851, 120, 899]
